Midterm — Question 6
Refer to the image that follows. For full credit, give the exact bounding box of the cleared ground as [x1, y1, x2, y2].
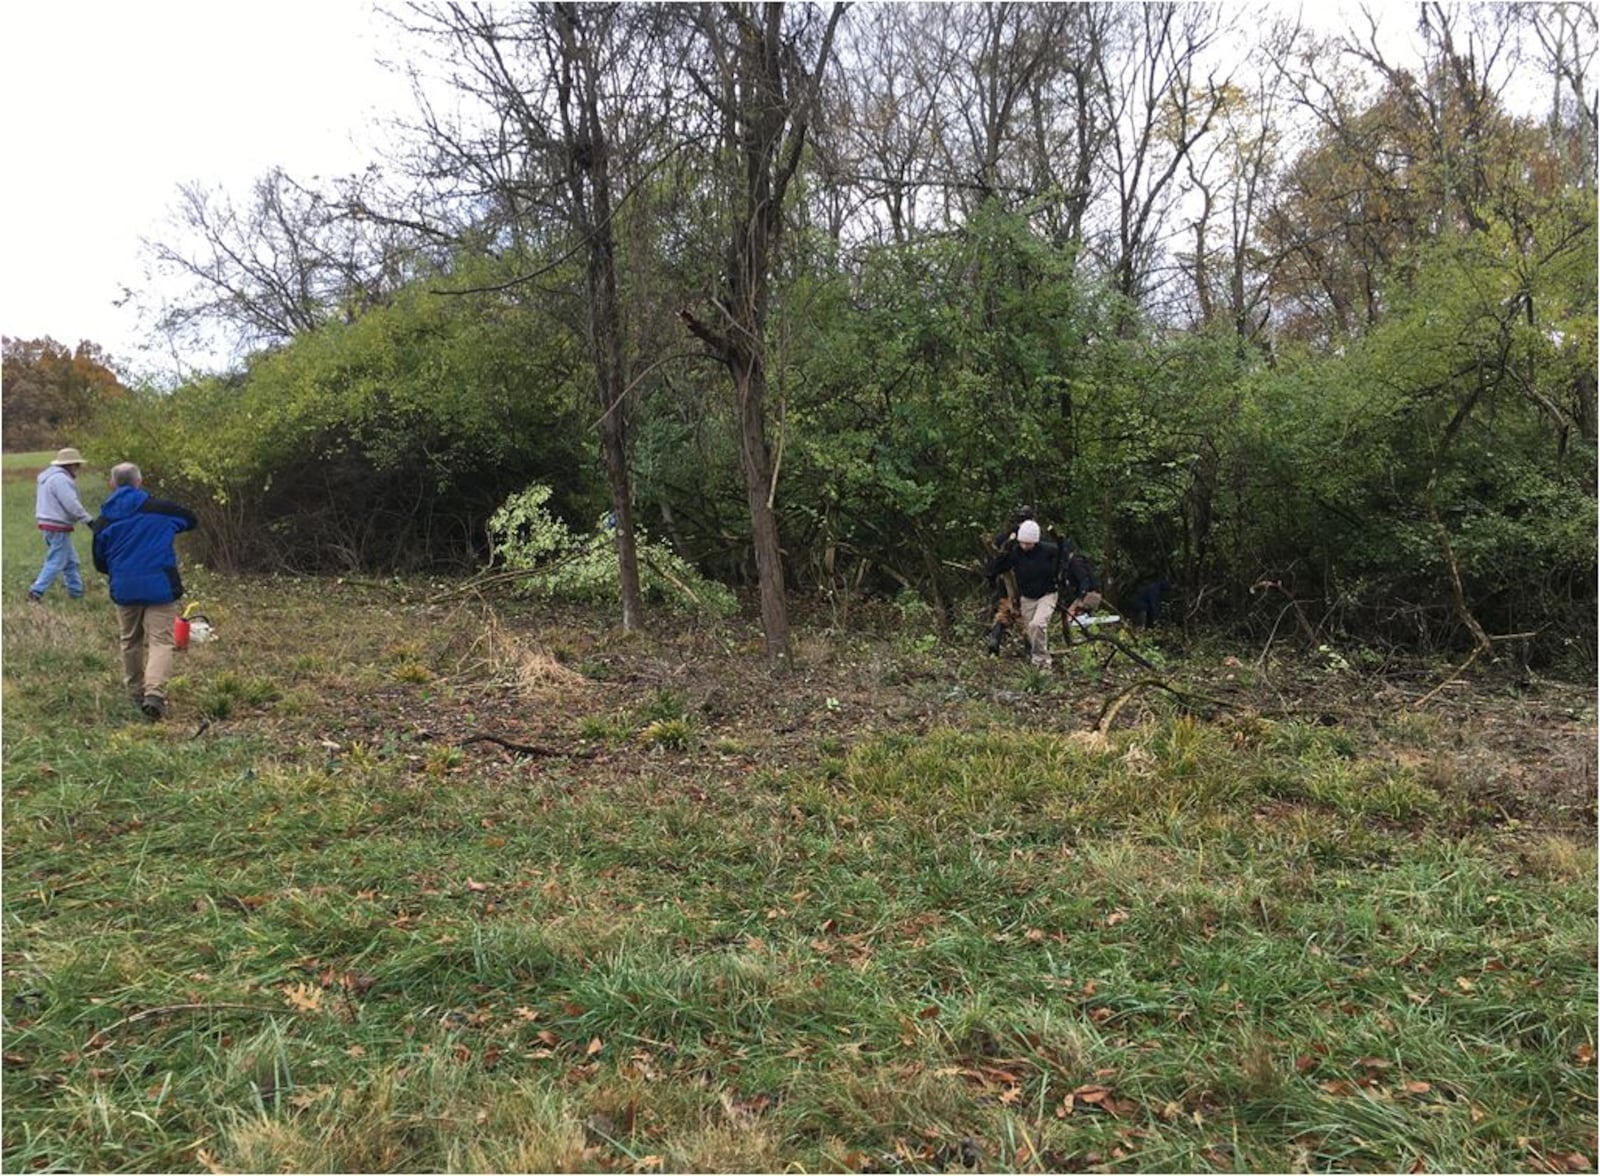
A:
[3, 466, 1594, 1173]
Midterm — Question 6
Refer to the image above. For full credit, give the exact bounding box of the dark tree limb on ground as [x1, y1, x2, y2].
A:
[1068, 624, 1158, 670]
[456, 734, 591, 759]
[1093, 678, 1386, 736]
[1412, 629, 1541, 710]
[1094, 677, 1244, 735]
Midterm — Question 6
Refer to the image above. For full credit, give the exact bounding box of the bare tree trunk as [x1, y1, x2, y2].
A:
[677, 1, 845, 667]
[736, 362, 788, 655]
[1425, 377, 1495, 655]
[553, 3, 645, 630]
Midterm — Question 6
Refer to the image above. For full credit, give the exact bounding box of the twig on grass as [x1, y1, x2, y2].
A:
[1411, 630, 1541, 711]
[431, 549, 591, 603]
[1412, 647, 1483, 710]
[86, 1003, 289, 1049]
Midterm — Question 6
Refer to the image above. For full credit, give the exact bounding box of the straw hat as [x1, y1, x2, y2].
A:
[51, 448, 85, 467]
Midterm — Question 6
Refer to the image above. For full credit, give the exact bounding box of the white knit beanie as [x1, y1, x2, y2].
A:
[1017, 520, 1041, 543]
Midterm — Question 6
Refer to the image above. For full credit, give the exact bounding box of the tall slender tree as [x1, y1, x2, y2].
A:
[675, 1, 846, 666]
[382, 0, 664, 629]
[1089, 3, 1231, 321]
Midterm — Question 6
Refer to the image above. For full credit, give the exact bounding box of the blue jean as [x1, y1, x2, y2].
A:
[29, 530, 85, 599]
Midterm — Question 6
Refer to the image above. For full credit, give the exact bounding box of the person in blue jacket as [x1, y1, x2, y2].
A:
[91, 462, 198, 720]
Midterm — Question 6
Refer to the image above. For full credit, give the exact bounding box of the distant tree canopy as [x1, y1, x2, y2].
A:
[101, 2, 1595, 668]
[2, 337, 128, 452]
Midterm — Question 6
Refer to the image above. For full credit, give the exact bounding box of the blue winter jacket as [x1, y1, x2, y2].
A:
[91, 486, 199, 606]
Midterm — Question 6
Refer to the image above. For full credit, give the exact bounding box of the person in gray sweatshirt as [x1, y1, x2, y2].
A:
[28, 448, 94, 604]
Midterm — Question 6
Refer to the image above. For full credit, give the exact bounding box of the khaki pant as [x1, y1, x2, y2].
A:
[1018, 593, 1059, 668]
[117, 601, 180, 702]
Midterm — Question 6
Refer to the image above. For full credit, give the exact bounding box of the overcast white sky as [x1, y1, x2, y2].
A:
[1, 2, 1431, 384]
[1, 0, 411, 379]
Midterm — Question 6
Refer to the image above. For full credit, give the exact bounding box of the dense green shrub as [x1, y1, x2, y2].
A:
[89, 276, 597, 572]
[82, 202, 1593, 666]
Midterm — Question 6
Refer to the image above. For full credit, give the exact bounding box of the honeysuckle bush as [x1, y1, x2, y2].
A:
[78, 200, 1593, 664]
[87, 262, 596, 572]
[488, 483, 737, 617]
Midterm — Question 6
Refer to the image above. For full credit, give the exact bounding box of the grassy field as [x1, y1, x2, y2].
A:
[2, 460, 1595, 1173]
[2, 452, 58, 472]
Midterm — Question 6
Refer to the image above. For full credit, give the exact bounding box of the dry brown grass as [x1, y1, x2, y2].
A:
[447, 607, 592, 701]
[1518, 834, 1597, 882]
[511, 646, 589, 698]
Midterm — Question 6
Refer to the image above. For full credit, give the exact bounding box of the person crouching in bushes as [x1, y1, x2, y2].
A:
[1059, 539, 1103, 640]
[986, 520, 1061, 670]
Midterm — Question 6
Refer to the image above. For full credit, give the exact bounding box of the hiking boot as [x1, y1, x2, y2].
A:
[140, 696, 167, 721]
[26, 592, 42, 605]
[985, 624, 1006, 656]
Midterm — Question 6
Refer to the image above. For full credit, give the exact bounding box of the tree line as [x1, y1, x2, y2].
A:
[83, 2, 1594, 670]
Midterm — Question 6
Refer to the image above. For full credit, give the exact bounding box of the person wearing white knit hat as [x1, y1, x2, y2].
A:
[985, 516, 1062, 669]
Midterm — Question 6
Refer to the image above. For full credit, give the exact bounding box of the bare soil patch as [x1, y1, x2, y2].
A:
[256, 591, 1595, 841]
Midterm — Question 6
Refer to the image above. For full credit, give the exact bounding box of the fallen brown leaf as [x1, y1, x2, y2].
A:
[280, 982, 323, 1013]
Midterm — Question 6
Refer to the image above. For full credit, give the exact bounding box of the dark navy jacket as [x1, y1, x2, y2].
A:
[1062, 550, 1100, 599]
[91, 486, 198, 606]
[988, 541, 1062, 600]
